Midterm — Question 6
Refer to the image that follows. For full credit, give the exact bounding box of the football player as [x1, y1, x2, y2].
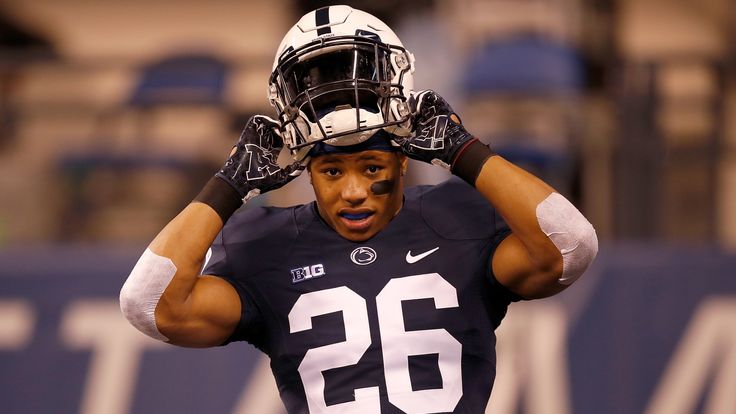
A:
[120, 5, 598, 413]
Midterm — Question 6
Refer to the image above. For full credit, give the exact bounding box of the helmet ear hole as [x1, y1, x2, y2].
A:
[394, 52, 410, 70]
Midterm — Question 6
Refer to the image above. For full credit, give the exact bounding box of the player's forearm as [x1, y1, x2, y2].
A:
[149, 202, 224, 303]
[473, 154, 598, 296]
[119, 200, 226, 342]
[474, 156, 562, 271]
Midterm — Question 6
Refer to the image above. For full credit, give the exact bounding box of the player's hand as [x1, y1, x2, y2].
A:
[216, 115, 305, 201]
[393, 90, 476, 169]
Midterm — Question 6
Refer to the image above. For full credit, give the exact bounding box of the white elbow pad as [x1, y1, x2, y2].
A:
[119, 248, 177, 341]
[536, 193, 598, 285]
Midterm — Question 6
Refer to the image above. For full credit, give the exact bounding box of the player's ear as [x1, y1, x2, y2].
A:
[398, 153, 408, 176]
[306, 161, 314, 184]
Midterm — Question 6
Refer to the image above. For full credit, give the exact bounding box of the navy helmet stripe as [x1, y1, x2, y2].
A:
[315, 7, 331, 35]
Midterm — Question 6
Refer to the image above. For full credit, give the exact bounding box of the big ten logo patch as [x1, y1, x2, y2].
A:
[291, 264, 326, 284]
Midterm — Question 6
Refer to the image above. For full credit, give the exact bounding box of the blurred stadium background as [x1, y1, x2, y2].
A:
[0, 0, 735, 413]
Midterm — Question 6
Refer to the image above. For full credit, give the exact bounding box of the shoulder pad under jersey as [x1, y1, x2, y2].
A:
[407, 176, 505, 240]
[222, 203, 313, 244]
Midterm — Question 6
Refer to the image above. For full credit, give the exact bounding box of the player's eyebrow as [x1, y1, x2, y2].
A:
[313, 152, 388, 164]
[311, 155, 345, 166]
[355, 153, 390, 162]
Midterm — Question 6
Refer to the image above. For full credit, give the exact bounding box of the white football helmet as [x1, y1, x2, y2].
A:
[268, 5, 415, 161]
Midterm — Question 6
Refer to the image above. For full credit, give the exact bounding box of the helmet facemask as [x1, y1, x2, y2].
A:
[269, 36, 413, 162]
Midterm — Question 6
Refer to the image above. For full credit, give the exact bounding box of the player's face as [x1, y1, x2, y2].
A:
[309, 150, 407, 241]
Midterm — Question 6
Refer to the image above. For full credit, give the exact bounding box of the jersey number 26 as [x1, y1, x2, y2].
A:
[288, 273, 462, 413]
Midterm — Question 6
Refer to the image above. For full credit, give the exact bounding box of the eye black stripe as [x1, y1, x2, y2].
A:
[315, 7, 331, 35]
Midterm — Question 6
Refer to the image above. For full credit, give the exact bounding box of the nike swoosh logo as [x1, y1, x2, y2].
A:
[406, 247, 439, 264]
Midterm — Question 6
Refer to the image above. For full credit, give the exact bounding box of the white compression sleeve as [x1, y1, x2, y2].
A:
[119, 248, 177, 341]
[536, 193, 598, 285]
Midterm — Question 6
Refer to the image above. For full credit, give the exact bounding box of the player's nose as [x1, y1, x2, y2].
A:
[340, 173, 368, 204]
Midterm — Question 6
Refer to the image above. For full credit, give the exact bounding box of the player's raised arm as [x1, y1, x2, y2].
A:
[119, 115, 304, 347]
[394, 90, 598, 299]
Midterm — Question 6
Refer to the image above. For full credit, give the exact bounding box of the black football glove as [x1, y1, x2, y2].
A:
[216, 115, 305, 201]
[393, 90, 494, 185]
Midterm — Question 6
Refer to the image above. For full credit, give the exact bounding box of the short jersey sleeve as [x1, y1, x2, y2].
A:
[201, 224, 266, 348]
[485, 199, 524, 324]
[202, 230, 230, 277]
[488, 251, 523, 328]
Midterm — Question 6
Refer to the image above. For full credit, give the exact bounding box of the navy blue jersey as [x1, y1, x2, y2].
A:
[203, 177, 520, 413]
